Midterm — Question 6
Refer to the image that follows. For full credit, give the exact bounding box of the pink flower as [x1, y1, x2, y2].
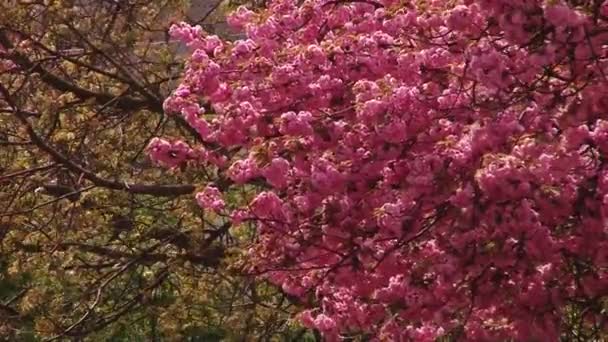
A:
[279, 111, 313, 136]
[377, 202, 404, 236]
[202, 35, 223, 54]
[147, 138, 193, 168]
[195, 186, 225, 212]
[181, 103, 211, 139]
[232, 39, 256, 56]
[602, 1, 608, 17]
[358, 99, 386, 124]
[310, 158, 343, 193]
[544, 4, 582, 27]
[169, 23, 202, 44]
[227, 158, 258, 184]
[304, 44, 326, 65]
[380, 119, 407, 143]
[447, 5, 473, 31]
[263, 157, 291, 188]
[227, 6, 255, 29]
[314, 314, 336, 332]
[250, 191, 285, 220]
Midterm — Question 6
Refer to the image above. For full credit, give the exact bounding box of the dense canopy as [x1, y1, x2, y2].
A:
[3, 0, 608, 340]
[155, 0, 608, 340]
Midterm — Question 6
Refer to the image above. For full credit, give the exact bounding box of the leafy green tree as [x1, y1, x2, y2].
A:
[0, 0, 304, 340]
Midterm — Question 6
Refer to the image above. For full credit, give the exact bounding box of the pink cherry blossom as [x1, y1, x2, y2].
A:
[152, 0, 608, 339]
[195, 186, 225, 212]
[262, 157, 290, 188]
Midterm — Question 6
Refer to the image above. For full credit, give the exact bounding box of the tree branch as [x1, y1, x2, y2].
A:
[0, 30, 163, 113]
[0, 84, 195, 197]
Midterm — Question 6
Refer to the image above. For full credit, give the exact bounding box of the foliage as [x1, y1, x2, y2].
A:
[0, 0, 301, 340]
[159, 0, 608, 340]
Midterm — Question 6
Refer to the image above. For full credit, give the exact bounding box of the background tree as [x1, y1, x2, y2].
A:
[0, 0, 306, 340]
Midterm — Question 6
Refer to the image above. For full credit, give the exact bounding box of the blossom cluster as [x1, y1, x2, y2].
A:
[153, 0, 608, 340]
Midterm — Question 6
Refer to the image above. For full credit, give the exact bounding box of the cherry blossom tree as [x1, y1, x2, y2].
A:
[1, 0, 303, 340]
[155, 0, 608, 340]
